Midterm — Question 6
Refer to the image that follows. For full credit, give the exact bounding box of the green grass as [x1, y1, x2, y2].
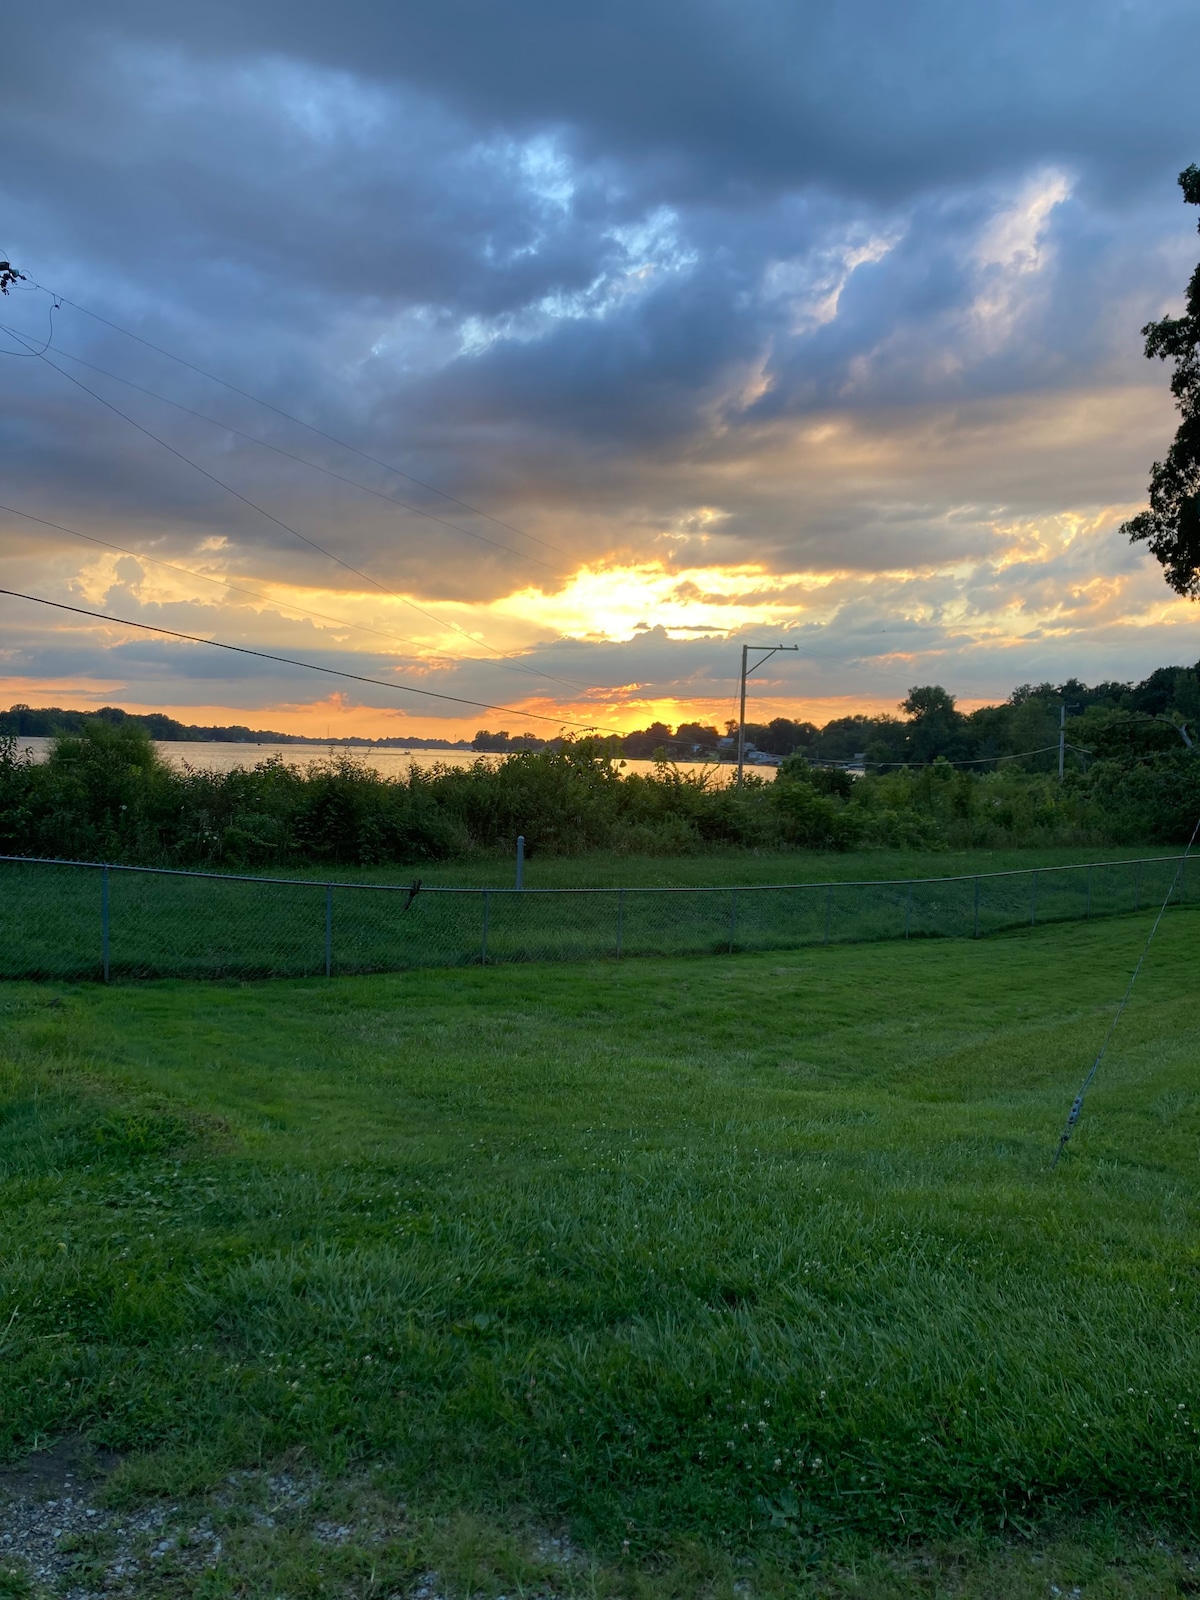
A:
[6, 841, 1181, 888]
[2, 913, 1200, 1595]
[197, 842, 1185, 889]
[2, 846, 1190, 982]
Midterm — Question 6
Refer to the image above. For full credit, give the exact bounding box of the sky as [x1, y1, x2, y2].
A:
[1, 0, 1199, 740]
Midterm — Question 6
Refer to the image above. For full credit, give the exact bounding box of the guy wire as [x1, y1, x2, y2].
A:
[1053, 810, 1200, 1166]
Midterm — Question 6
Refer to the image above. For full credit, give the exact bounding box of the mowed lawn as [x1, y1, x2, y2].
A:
[2, 910, 1200, 1595]
[228, 842, 1183, 889]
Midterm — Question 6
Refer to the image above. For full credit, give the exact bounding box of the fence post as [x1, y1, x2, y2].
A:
[324, 884, 333, 978]
[905, 882, 912, 939]
[824, 882, 833, 944]
[1135, 858, 1142, 913]
[102, 865, 110, 983]
[1086, 866, 1092, 919]
[616, 887, 625, 959]
[1030, 869, 1038, 926]
[728, 888, 738, 954]
[973, 876, 980, 939]
[481, 890, 490, 965]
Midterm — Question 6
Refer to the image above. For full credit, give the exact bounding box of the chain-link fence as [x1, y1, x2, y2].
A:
[0, 852, 1190, 982]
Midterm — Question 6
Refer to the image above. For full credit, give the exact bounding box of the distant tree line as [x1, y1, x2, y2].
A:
[1, 704, 469, 749]
[473, 661, 1200, 769]
[0, 703, 304, 743]
[13, 656, 1196, 769]
[2, 656, 1197, 868]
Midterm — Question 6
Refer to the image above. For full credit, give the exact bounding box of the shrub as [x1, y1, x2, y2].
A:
[771, 778, 860, 850]
[777, 755, 853, 798]
[1089, 750, 1200, 843]
[2, 712, 1193, 869]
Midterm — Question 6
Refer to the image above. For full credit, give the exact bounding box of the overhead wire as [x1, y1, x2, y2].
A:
[3, 325, 591, 696]
[0, 586, 632, 735]
[0, 500, 562, 681]
[0, 322, 564, 575]
[0, 298, 55, 357]
[867, 743, 1091, 770]
[3, 326, 857, 730]
[4, 270, 881, 735]
[24, 280, 570, 559]
[726, 634, 880, 751]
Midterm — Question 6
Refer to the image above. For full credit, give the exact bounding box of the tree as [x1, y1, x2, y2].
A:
[1123, 164, 1200, 595]
[674, 721, 720, 750]
[900, 685, 971, 764]
[743, 716, 818, 755]
[622, 721, 673, 759]
[901, 685, 957, 719]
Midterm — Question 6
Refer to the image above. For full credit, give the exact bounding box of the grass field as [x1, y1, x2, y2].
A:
[5, 842, 1183, 890]
[3, 910, 1200, 1596]
[179, 842, 1186, 889]
[2, 846, 1190, 984]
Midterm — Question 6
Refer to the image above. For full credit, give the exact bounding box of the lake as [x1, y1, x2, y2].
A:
[13, 738, 768, 784]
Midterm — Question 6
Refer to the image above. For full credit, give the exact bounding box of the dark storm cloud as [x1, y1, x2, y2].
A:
[13, 0, 1196, 199]
[4, 3, 1194, 406]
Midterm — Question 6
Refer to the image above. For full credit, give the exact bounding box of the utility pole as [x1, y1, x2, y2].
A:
[736, 643, 799, 787]
[1058, 701, 1080, 779]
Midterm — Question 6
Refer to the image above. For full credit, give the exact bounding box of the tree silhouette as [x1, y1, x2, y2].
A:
[1123, 165, 1200, 595]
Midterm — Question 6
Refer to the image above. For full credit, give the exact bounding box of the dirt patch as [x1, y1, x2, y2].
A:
[0, 1448, 574, 1599]
[0, 1435, 121, 1499]
[0, 1440, 219, 1599]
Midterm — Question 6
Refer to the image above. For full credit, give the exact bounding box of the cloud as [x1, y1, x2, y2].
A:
[1, 0, 1198, 734]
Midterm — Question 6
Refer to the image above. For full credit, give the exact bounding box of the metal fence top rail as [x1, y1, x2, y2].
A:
[0, 851, 1185, 896]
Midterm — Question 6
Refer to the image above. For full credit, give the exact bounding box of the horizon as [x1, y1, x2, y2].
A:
[3, 3, 1199, 738]
[7, 644, 1195, 749]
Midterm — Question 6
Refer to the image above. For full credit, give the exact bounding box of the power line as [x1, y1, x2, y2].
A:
[0, 500, 558, 680]
[27, 280, 570, 560]
[9, 330, 590, 696]
[868, 744, 1088, 770]
[16, 329, 853, 726]
[3, 277, 887, 724]
[3, 274, 892, 732]
[1, 501, 730, 736]
[0, 299, 55, 357]
[0, 586, 630, 735]
[0, 322, 564, 575]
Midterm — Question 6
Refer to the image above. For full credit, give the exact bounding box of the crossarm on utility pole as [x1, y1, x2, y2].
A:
[736, 644, 799, 787]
